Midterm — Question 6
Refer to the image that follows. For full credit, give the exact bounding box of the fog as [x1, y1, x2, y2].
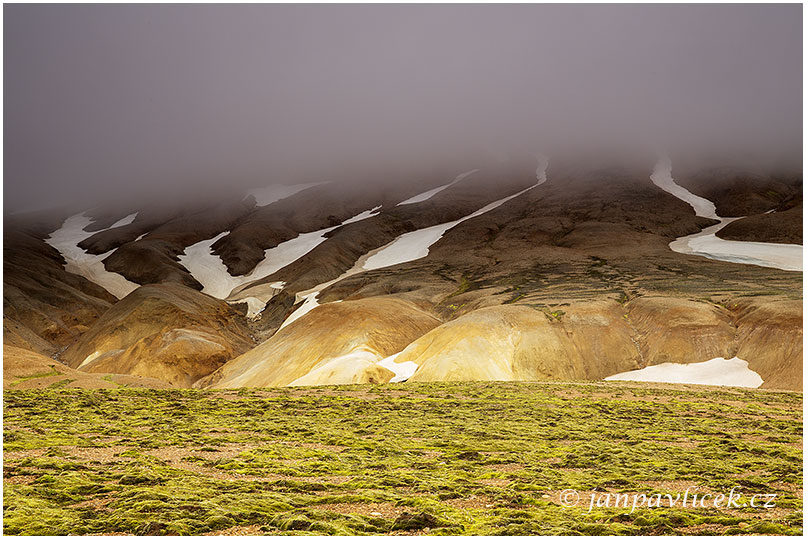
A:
[4, 4, 802, 212]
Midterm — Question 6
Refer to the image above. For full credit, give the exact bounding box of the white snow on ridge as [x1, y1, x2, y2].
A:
[606, 357, 763, 388]
[535, 154, 549, 185]
[178, 206, 382, 317]
[650, 157, 718, 219]
[246, 181, 329, 207]
[341, 206, 382, 224]
[46, 212, 140, 299]
[280, 183, 540, 331]
[397, 169, 479, 206]
[650, 157, 802, 272]
[364, 183, 538, 271]
[670, 220, 803, 272]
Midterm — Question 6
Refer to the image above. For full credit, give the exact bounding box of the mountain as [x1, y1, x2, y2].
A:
[4, 157, 802, 390]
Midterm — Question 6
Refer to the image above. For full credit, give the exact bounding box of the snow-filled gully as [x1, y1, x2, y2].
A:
[397, 169, 479, 206]
[650, 157, 802, 272]
[280, 182, 540, 330]
[608, 158, 803, 388]
[606, 357, 763, 389]
[46, 212, 140, 300]
[179, 206, 382, 317]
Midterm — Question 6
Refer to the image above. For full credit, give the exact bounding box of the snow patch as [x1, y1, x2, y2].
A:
[179, 207, 379, 317]
[650, 157, 718, 219]
[177, 232, 236, 299]
[670, 220, 802, 272]
[246, 182, 329, 206]
[535, 154, 549, 185]
[287, 348, 385, 387]
[364, 183, 538, 271]
[45, 213, 140, 299]
[605, 357, 763, 388]
[377, 352, 420, 382]
[109, 212, 138, 228]
[341, 206, 382, 224]
[79, 351, 103, 369]
[230, 296, 272, 319]
[397, 169, 479, 206]
[281, 182, 539, 328]
[650, 157, 802, 272]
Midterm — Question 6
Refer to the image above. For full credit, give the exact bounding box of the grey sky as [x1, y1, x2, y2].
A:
[4, 4, 802, 211]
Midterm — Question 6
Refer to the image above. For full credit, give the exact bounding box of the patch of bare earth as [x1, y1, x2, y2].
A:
[484, 463, 524, 472]
[203, 524, 264, 536]
[443, 494, 495, 509]
[477, 477, 510, 487]
[3, 475, 37, 484]
[310, 501, 410, 519]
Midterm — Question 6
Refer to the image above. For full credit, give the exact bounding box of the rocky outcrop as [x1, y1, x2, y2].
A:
[200, 297, 441, 388]
[3, 345, 170, 389]
[61, 283, 253, 387]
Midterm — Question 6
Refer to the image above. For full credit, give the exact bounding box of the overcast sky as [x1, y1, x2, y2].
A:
[4, 4, 802, 211]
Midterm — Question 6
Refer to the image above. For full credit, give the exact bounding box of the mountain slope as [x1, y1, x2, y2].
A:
[61, 283, 254, 387]
[199, 297, 440, 388]
[4, 224, 115, 355]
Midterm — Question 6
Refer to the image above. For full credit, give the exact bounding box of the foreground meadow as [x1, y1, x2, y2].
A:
[3, 382, 802, 535]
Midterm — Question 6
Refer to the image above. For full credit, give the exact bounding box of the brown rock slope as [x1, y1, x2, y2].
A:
[85, 197, 255, 289]
[717, 204, 803, 245]
[61, 283, 253, 387]
[4, 224, 115, 355]
[199, 297, 441, 388]
[3, 345, 170, 389]
[229, 164, 800, 390]
[674, 166, 802, 218]
[732, 298, 803, 390]
[625, 297, 736, 366]
[222, 163, 538, 300]
[213, 168, 482, 277]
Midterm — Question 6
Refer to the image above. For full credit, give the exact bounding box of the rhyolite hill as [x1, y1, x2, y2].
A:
[4, 157, 802, 390]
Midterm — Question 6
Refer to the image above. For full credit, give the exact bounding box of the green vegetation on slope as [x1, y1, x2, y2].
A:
[3, 382, 803, 535]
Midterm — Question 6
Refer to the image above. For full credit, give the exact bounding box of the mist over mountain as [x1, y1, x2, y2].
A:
[4, 3, 802, 212]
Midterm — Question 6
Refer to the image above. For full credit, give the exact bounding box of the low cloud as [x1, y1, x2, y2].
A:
[4, 4, 802, 211]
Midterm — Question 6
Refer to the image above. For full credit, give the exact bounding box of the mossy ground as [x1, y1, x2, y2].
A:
[3, 382, 802, 535]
